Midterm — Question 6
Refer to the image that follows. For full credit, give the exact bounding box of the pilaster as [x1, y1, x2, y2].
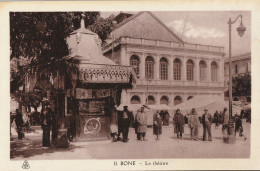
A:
[155, 55, 160, 80]
[140, 53, 146, 80]
[207, 59, 211, 82]
[182, 57, 187, 81]
[168, 57, 174, 81]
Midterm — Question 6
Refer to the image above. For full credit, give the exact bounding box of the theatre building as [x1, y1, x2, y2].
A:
[103, 11, 226, 108]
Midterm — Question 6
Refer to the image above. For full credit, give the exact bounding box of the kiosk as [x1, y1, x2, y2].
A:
[64, 15, 135, 141]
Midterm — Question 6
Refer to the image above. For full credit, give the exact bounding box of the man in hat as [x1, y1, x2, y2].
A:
[118, 106, 133, 142]
[202, 109, 212, 141]
[41, 100, 52, 147]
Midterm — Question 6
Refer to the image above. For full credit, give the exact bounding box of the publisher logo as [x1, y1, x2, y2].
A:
[22, 160, 30, 169]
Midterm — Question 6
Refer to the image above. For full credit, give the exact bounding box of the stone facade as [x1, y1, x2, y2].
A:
[103, 12, 226, 108]
[224, 52, 251, 87]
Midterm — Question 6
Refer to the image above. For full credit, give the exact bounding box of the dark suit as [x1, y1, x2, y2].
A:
[202, 113, 212, 141]
[41, 107, 52, 147]
[118, 109, 133, 141]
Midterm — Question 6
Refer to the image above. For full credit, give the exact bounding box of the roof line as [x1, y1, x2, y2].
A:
[146, 11, 183, 44]
[113, 11, 145, 31]
[113, 11, 184, 44]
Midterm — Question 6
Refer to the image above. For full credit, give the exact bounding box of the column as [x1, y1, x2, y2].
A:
[120, 89, 127, 105]
[168, 57, 174, 81]
[183, 93, 187, 102]
[207, 59, 211, 82]
[169, 93, 174, 107]
[219, 59, 224, 83]
[156, 93, 160, 105]
[154, 55, 160, 80]
[120, 46, 127, 65]
[125, 52, 130, 66]
[195, 57, 200, 82]
[141, 92, 146, 105]
[126, 91, 130, 105]
[182, 57, 187, 81]
[140, 53, 146, 80]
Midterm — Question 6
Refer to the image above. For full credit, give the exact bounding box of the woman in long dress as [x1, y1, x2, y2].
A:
[153, 110, 162, 140]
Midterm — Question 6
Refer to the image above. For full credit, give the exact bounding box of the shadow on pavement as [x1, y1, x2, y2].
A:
[10, 136, 80, 159]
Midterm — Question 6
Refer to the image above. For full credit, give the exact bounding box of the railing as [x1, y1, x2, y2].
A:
[136, 79, 224, 88]
[103, 36, 225, 54]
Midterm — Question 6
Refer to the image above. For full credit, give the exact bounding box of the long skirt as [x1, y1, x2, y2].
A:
[153, 124, 162, 135]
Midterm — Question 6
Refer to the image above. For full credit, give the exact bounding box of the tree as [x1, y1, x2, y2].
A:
[225, 74, 251, 97]
[10, 12, 114, 93]
[10, 12, 114, 145]
[232, 74, 251, 96]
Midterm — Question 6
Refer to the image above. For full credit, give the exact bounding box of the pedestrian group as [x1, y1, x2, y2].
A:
[114, 106, 245, 143]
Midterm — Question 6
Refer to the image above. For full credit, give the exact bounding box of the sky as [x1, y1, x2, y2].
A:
[101, 11, 251, 57]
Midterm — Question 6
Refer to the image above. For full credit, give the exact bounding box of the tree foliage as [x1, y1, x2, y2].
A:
[232, 74, 251, 96]
[10, 12, 114, 93]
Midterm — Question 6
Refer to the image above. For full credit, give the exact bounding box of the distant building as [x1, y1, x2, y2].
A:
[224, 52, 251, 102]
[103, 11, 226, 107]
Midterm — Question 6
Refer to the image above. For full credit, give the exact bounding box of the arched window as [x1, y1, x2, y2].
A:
[211, 62, 218, 82]
[131, 95, 141, 104]
[160, 57, 168, 80]
[174, 58, 181, 80]
[187, 96, 193, 100]
[187, 59, 194, 81]
[199, 60, 207, 81]
[174, 96, 182, 106]
[147, 95, 155, 105]
[145, 56, 154, 79]
[160, 96, 169, 105]
[130, 55, 140, 77]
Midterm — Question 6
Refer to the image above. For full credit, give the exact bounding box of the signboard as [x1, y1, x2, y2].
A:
[76, 88, 89, 99]
[75, 88, 111, 99]
[79, 98, 108, 115]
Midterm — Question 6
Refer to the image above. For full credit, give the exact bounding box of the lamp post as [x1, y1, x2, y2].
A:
[146, 72, 151, 106]
[228, 15, 246, 120]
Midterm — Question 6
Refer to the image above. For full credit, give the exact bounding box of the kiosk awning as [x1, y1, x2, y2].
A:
[77, 63, 135, 84]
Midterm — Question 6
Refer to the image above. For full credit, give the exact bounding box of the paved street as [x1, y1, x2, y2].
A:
[10, 120, 250, 160]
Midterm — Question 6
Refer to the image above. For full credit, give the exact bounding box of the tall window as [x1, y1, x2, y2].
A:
[130, 55, 140, 77]
[186, 59, 194, 81]
[160, 57, 168, 80]
[199, 60, 207, 81]
[131, 95, 141, 104]
[145, 56, 154, 79]
[174, 96, 182, 106]
[235, 64, 238, 74]
[211, 62, 217, 82]
[160, 96, 169, 105]
[174, 58, 181, 80]
[147, 95, 155, 105]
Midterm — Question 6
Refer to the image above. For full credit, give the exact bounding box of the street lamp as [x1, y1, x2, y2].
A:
[146, 72, 151, 106]
[228, 15, 246, 119]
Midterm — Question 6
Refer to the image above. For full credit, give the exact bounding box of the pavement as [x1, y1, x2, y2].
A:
[10, 120, 250, 160]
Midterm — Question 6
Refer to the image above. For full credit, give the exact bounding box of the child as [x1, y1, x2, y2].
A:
[110, 124, 118, 142]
